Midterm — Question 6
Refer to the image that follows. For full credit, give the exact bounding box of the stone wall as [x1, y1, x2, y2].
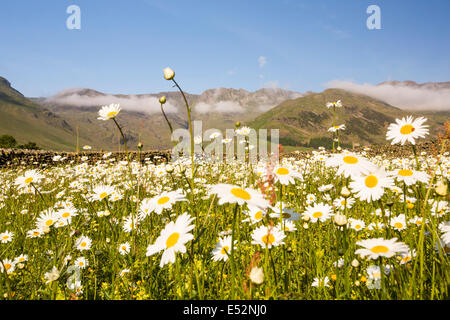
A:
[0, 140, 444, 168]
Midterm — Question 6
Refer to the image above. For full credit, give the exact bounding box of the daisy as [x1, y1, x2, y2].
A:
[74, 257, 88, 269]
[0, 259, 16, 274]
[0, 231, 13, 243]
[302, 203, 334, 223]
[56, 205, 78, 222]
[355, 238, 409, 259]
[209, 184, 269, 208]
[74, 235, 92, 251]
[251, 225, 286, 249]
[333, 197, 355, 210]
[326, 100, 342, 108]
[390, 214, 407, 231]
[327, 124, 346, 132]
[399, 249, 416, 264]
[348, 218, 366, 231]
[97, 103, 121, 120]
[118, 242, 131, 255]
[312, 276, 330, 287]
[36, 209, 60, 230]
[139, 190, 187, 217]
[278, 220, 297, 232]
[318, 184, 333, 192]
[242, 205, 266, 224]
[349, 166, 394, 202]
[386, 116, 429, 145]
[325, 153, 376, 178]
[389, 168, 430, 186]
[90, 185, 116, 201]
[27, 228, 43, 238]
[211, 235, 236, 262]
[14, 254, 28, 264]
[122, 215, 140, 233]
[14, 169, 44, 188]
[146, 212, 195, 268]
[235, 126, 251, 136]
[272, 165, 303, 185]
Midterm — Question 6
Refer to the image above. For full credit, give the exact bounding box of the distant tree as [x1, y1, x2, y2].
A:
[0, 135, 17, 148]
[16, 142, 40, 150]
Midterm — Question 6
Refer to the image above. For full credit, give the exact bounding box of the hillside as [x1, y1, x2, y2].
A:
[250, 88, 446, 148]
[0, 77, 94, 151]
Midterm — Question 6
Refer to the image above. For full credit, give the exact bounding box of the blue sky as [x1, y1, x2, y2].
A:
[1, 0, 449, 97]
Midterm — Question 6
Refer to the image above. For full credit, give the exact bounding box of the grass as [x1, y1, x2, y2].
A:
[0, 143, 448, 300]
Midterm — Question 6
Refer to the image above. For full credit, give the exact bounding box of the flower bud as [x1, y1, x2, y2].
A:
[249, 266, 264, 285]
[340, 186, 351, 198]
[165, 164, 174, 173]
[333, 213, 347, 226]
[435, 179, 448, 196]
[137, 142, 143, 149]
[163, 67, 175, 80]
[235, 121, 241, 128]
[351, 259, 360, 268]
[159, 96, 166, 104]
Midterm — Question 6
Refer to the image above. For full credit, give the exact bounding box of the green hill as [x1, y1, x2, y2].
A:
[0, 77, 96, 151]
[249, 88, 447, 149]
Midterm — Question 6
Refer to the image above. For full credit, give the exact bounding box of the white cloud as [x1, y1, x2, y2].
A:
[194, 101, 245, 114]
[258, 56, 267, 68]
[47, 90, 178, 114]
[325, 80, 450, 111]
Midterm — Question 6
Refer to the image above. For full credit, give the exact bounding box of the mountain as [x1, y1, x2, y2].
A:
[249, 88, 446, 148]
[377, 80, 450, 91]
[31, 86, 303, 150]
[0, 77, 95, 151]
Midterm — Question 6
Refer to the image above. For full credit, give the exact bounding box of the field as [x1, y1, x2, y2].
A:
[0, 133, 449, 300]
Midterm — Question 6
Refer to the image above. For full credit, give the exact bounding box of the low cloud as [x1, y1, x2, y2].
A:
[326, 80, 450, 111]
[263, 80, 279, 89]
[47, 89, 178, 114]
[194, 101, 245, 114]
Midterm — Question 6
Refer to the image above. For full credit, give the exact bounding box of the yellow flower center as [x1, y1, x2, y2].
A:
[107, 111, 118, 118]
[398, 169, 413, 176]
[355, 225, 361, 230]
[230, 188, 251, 200]
[276, 168, 290, 175]
[62, 212, 70, 218]
[261, 234, 275, 245]
[166, 232, 180, 248]
[407, 203, 415, 209]
[122, 246, 127, 251]
[365, 175, 378, 188]
[343, 156, 358, 164]
[24, 177, 34, 184]
[341, 200, 346, 205]
[254, 211, 263, 220]
[4, 263, 11, 270]
[157, 196, 170, 205]
[99, 192, 108, 199]
[2, 235, 9, 240]
[400, 124, 415, 135]
[45, 219, 53, 226]
[80, 242, 87, 247]
[394, 222, 403, 229]
[33, 232, 40, 236]
[313, 211, 323, 218]
[371, 245, 389, 254]
[221, 246, 229, 255]
[402, 256, 411, 262]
